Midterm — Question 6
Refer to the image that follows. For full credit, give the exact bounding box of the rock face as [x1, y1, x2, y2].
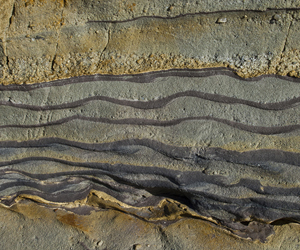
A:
[1, 1, 300, 249]
[1, 0, 300, 85]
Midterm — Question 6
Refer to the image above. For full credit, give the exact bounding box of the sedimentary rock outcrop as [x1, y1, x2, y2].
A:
[1, 1, 300, 249]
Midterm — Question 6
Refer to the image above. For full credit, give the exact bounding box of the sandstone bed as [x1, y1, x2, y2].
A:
[1, 1, 300, 249]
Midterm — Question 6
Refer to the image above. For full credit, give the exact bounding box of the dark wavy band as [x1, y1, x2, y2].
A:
[1, 115, 299, 135]
[0, 138, 299, 166]
[1, 68, 300, 91]
[2, 90, 300, 111]
[86, 7, 300, 24]
[1, 165, 300, 228]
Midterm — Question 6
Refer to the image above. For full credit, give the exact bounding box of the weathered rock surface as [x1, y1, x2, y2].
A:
[0, 200, 299, 250]
[1, 1, 300, 249]
[0, 70, 300, 248]
[1, 1, 300, 84]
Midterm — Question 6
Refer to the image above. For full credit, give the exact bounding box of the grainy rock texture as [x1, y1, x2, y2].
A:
[1, 1, 300, 250]
[1, 1, 300, 84]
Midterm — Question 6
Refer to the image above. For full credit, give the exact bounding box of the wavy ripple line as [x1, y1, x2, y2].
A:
[0, 139, 299, 166]
[2, 169, 300, 197]
[3, 90, 300, 111]
[86, 8, 300, 24]
[1, 68, 300, 91]
[1, 167, 300, 221]
[1, 115, 299, 135]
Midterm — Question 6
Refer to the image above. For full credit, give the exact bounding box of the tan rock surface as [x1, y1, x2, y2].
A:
[1, 1, 300, 84]
[1, 200, 300, 249]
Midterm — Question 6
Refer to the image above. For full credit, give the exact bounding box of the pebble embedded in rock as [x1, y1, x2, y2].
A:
[273, 14, 281, 21]
[167, 5, 174, 11]
[97, 240, 104, 246]
[216, 17, 227, 23]
[270, 14, 281, 24]
[133, 244, 142, 250]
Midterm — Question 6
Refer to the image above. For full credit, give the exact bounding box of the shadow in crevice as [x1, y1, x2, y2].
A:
[271, 218, 300, 226]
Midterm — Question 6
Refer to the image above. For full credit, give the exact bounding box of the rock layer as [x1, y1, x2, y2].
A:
[1, 1, 300, 84]
[1, 1, 300, 249]
[0, 69, 300, 246]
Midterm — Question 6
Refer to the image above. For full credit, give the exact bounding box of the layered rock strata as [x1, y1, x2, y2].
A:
[0, 69, 300, 246]
[1, 1, 300, 249]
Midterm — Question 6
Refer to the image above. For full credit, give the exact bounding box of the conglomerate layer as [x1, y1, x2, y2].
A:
[1, 1, 300, 250]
